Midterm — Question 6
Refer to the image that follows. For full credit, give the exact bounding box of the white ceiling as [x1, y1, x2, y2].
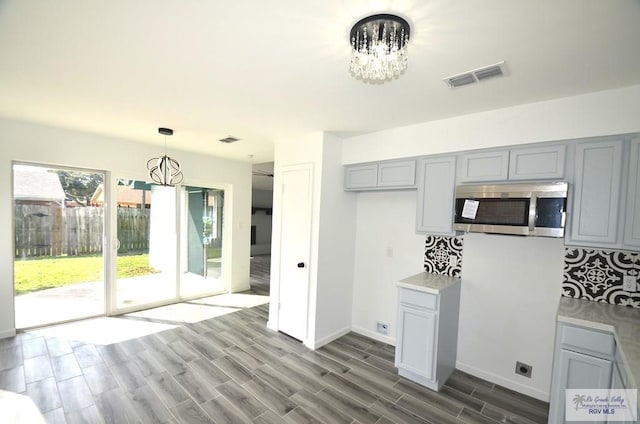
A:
[1, 1, 640, 164]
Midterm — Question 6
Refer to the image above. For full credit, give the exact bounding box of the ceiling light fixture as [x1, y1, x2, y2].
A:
[146, 127, 183, 186]
[349, 13, 410, 82]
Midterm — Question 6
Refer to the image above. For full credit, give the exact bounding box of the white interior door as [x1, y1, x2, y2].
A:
[277, 164, 312, 341]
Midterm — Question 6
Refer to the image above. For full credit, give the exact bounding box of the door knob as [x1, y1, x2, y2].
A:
[297, 262, 305, 268]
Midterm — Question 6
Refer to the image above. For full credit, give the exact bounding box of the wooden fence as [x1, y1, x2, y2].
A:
[14, 204, 150, 258]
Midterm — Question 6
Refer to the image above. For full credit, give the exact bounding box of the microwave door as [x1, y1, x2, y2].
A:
[454, 197, 531, 235]
[532, 197, 567, 237]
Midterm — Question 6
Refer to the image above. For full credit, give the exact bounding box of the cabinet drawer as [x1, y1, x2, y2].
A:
[560, 324, 615, 357]
[399, 289, 437, 310]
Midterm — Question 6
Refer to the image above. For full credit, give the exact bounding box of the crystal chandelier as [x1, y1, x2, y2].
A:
[146, 127, 184, 186]
[349, 14, 411, 82]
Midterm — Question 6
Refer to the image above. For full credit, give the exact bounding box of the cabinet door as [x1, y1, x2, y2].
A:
[551, 349, 612, 424]
[395, 305, 437, 380]
[569, 139, 623, 245]
[416, 156, 456, 235]
[624, 138, 640, 248]
[378, 160, 416, 188]
[344, 164, 378, 190]
[509, 145, 566, 180]
[458, 150, 509, 182]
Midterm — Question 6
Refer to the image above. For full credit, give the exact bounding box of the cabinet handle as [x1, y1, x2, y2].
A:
[297, 262, 305, 268]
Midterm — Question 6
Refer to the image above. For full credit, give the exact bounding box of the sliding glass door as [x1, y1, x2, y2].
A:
[113, 181, 226, 312]
[13, 169, 227, 325]
[13, 163, 105, 329]
[115, 179, 177, 310]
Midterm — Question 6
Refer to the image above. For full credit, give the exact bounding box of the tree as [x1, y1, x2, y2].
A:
[54, 170, 103, 206]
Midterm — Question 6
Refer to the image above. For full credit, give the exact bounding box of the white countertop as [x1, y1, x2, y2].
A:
[397, 272, 461, 294]
[557, 297, 640, 390]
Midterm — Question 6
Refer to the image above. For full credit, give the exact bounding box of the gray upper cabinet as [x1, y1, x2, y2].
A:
[624, 137, 640, 248]
[508, 145, 566, 180]
[344, 163, 378, 190]
[377, 160, 416, 188]
[344, 159, 416, 191]
[416, 156, 456, 235]
[458, 150, 509, 182]
[569, 139, 623, 245]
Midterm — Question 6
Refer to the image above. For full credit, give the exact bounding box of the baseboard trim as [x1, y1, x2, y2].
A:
[351, 325, 395, 346]
[0, 328, 16, 339]
[455, 360, 549, 402]
[311, 326, 352, 350]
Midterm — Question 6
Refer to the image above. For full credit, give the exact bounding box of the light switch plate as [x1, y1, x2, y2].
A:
[623, 275, 637, 292]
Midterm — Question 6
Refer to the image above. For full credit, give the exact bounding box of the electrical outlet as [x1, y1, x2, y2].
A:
[515, 361, 532, 378]
[449, 255, 457, 267]
[376, 322, 389, 335]
[623, 275, 637, 292]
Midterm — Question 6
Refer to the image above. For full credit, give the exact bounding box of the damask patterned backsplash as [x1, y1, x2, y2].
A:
[563, 247, 640, 308]
[424, 236, 464, 277]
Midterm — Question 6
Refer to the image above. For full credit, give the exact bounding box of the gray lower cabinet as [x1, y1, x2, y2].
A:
[548, 322, 616, 424]
[415, 156, 456, 235]
[611, 362, 624, 391]
[396, 304, 437, 381]
[395, 283, 460, 391]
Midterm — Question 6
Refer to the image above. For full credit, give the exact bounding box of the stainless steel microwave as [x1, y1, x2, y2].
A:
[453, 182, 568, 237]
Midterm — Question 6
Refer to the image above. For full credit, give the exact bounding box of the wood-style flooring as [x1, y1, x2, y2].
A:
[0, 255, 549, 423]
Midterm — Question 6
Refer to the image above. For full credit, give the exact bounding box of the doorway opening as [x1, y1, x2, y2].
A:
[180, 186, 225, 298]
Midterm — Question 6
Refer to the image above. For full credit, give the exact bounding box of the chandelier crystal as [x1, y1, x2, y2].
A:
[146, 127, 184, 186]
[349, 14, 411, 82]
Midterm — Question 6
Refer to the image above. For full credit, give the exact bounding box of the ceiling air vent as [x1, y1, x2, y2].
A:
[443, 61, 507, 88]
[219, 136, 240, 143]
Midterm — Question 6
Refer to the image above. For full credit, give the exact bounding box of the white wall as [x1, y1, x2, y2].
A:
[351, 190, 425, 345]
[314, 133, 357, 347]
[457, 233, 564, 401]
[269, 132, 356, 349]
[342, 84, 640, 164]
[0, 117, 252, 337]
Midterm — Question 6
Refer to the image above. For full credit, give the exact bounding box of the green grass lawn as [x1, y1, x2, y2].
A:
[14, 254, 158, 295]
